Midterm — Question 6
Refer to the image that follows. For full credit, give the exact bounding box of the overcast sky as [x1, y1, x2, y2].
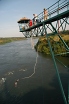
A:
[0, 0, 66, 37]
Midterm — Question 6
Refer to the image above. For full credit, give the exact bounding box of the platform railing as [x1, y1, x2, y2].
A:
[37, 0, 69, 21]
[20, 0, 69, 31]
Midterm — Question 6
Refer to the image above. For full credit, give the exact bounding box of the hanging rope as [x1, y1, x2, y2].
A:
[14, 32, 39, 87]
[21, 36, 38, 79]
[31, 35, 34, 49]
[22, 51, 38, 79]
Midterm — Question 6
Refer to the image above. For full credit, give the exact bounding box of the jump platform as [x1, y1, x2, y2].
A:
[20, 10, 69, 32]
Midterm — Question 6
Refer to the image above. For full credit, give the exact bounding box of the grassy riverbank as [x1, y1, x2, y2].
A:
[35, 32, 69, 56]
[0, 37, 26, 45]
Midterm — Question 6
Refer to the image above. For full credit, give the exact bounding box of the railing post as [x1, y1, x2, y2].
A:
[42, 12, 44, 22]
[58, 0, 60, 33]
[58, 0, 59, 15]
[67, 0, 69, 10]
[48, 8, 51, 19]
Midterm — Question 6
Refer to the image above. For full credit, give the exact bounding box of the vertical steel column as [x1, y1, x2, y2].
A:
[41, 26, 44, 36]
[44, 23, 68, 104]
[41, 23, 45, 36]
[36, 28, 38, 37]
[68, 77, 69, 104]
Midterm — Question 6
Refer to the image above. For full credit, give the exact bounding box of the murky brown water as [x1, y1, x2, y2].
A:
[0, 39, 68, 104]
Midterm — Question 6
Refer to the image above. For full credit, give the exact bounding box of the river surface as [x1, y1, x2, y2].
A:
[0, 38, 68, 104]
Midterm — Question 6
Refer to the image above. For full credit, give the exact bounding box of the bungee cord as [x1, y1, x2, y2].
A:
[21, 35, 38, 80]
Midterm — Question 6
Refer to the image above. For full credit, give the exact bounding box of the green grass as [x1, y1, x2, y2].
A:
[0, 37, 26, 45]
[34, 34, 69, 56]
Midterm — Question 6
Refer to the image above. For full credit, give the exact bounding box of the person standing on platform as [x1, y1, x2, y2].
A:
[33, 14, 38, 25]
[29, 19, 33, 27]
[43, 8, 48, 20]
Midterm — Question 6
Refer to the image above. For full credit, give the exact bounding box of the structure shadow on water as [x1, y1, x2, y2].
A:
[0, 72, 68, 104]
[0, 39, 68, 104]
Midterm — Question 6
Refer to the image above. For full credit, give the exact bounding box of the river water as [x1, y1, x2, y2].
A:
[0, 38, 68, 104]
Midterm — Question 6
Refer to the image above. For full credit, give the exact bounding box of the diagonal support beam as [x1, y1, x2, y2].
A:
[50, 22, 57, 33]
[44, 23, 68, 104]
[63, 18, 69, 25]
[50, 22, 69, 51]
